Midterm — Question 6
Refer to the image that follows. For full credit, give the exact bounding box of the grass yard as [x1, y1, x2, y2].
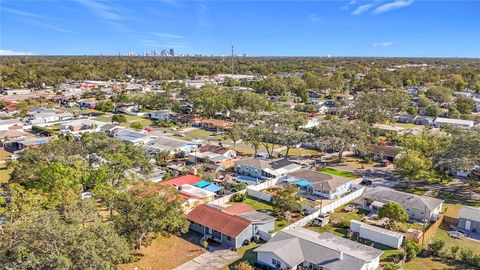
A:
[281, 148, 323, 157]
[317, 167, 360, 179]
[0, 164, 12, 183]
[124, 115, 147, 121]
[91, 116, 112, 122]
[432, 226, 480, 255]
[436, 190, 480, 207]
[223, 242, 260, 270]
[443, 203, 462, 218]
[184, 128, 214, 137]
[118, 234, 204, 270]
[236, 197, 273, 211]
[404, 257, 478, 270]
[0, 149, 11, 160]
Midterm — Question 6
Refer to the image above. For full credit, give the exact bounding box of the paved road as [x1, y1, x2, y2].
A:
[174, 249, 240, 270]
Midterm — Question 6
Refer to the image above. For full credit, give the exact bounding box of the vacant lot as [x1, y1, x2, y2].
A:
[118, 234, 204, 270]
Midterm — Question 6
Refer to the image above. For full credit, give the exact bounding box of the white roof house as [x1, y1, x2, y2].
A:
[256, 228, 382, 270]
[434, 117, 474, 130]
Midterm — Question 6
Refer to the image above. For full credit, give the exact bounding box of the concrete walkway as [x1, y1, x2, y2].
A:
[174, 249, 240, 270]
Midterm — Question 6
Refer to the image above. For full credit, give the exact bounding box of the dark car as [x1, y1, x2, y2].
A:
[360, 179, 373, 186]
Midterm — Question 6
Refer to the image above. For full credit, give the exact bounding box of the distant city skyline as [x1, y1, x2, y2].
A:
[1, 0, 479, 57]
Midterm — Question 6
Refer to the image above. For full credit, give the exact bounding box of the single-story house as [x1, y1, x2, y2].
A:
[160, 174, 201, 188]
[111, 128, 154, 145]
[458, 206, 480, 232]
[59, 119, 107, 134]
[148, 110, 175, 121]
[369, 145, 400, 162]
[434, 117, 474, 130]
[187, 203, 276, 248]
[234, 158, 302, 179]
[414, 116, 435, 126]
[188, 144, 237, 164]
[255, 228, 383, 270]
[360, 186, 444, 222]
[145, 135, 200, 155]
[282, 169, 354, 199]
[0, 119, 25, 131]
[396, 114, 417, 124]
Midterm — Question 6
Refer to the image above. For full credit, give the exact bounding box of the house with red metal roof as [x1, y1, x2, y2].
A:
[187, 203, 275, 248]
[159, 174, 201, 188]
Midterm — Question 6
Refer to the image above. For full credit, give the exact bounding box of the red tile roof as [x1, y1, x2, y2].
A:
[186, 204, 251, 238]
[222, 203, 255, 215]
[160, 174, 201, 188]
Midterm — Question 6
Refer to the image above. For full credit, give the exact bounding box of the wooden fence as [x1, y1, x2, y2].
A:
[415, 215, 444, 246]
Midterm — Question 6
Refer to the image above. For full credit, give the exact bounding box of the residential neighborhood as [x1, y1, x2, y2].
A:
[0, 55, 479, 270]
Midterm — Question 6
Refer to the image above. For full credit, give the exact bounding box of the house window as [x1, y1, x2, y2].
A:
[226, 236, 232, 241]
[272, 259, 281, 268]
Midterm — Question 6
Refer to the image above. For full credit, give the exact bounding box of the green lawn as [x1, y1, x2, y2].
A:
[0, 166, 12, 183]
[317, 167, 360, 179]
[185, 128, 214, 137]
[404, 257, 477, 270]
[239, 197, 273, 211]
[92, 116, 112, 122]
[281, 148, 323, 157]
[432, 226, 480, 255]
[224, 242, 260, 270]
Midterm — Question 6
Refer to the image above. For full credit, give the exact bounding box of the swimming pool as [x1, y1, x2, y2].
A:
[236, 175, 260, 184]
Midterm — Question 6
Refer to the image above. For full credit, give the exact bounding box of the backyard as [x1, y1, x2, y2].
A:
[118, 233, 204, 270]
[227, 196, 294, 232]
[317, 167, 360, 179]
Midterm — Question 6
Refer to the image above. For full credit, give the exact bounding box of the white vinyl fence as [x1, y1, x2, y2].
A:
[283, 186, 366, 231]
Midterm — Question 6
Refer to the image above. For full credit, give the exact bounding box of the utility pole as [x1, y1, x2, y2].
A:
[231, 45, 234, 74]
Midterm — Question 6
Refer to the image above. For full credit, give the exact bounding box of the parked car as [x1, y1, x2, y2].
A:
[360, 179, 373, 186]
[448, 231, 466, 239]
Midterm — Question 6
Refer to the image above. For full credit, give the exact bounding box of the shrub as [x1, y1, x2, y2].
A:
[112, 114, 127, 123]
[428, 239, 445, 257]
[383, 263, 400, 270]
[130, 121, 143, 130]
[234, 261, 254, 270]
[230, 193, 246, 202]
[405, 241, 422, 261]
[449, 245, 460, 260]
[460, 248, 474, 265]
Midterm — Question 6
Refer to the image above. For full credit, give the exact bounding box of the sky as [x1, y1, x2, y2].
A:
[0, 0, 479, 57]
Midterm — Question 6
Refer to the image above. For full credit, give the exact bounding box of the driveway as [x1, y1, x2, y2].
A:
[174, 249, 240, 270]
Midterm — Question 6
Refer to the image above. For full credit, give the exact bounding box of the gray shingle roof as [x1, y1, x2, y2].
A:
[255, 228, 383, 270]
[459, 206, 480, 222]
[362, 186, 443, 212]
[287, 170, 352, 191]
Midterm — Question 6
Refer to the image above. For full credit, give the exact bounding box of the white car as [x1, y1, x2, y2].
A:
[80, 192, 94, 200]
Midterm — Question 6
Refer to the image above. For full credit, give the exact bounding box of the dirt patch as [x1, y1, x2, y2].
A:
[118, 233, 204, 270]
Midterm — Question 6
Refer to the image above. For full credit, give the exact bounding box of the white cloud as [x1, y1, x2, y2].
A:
[0, 49, 34, 56]
[373, 0, 414, 14]
[1, 7, 50, 19]
[152, 33, 186, 39]
[74, 0, 122, 21]
[307, 14, 322, 23]
[373, 41, 394, 47]
[351, 2, 377, 15]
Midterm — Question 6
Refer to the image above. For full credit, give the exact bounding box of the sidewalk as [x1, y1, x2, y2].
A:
[174, 249, 240, 270]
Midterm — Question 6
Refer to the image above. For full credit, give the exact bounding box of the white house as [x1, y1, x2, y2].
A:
[433, 117, 474, 130]
[147, 110, 174, 121]
[256, 228, 383, 270]
[0, 119, 25, 131]
[234, 158, 302, 179]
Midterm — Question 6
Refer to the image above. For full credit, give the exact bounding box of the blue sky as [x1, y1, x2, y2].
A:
[1, 0, 479, 57]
